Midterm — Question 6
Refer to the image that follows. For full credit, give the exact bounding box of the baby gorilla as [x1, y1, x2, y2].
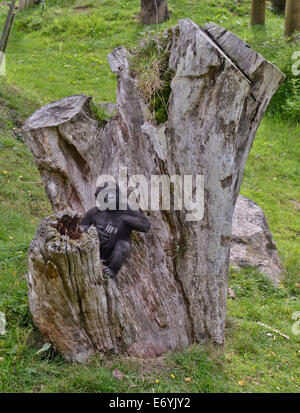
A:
[80, 183, 151, 278]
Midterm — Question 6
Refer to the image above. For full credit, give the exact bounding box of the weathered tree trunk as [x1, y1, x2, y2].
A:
[271, 0, 286, 13]
[140, 0, 169, 25]
[284, 0, 300, 38]
[24, 20, 284, 361]
[251, 0, 266, 25]
[18, 0, 40, 11]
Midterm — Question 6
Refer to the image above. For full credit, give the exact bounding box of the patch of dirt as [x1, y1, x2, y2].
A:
[73, 4, 95, 13]
[26, 327, 45, 349]
[99, 353, 170, 377]
[122, 354, 169, 374]
[290, 200, 300, 211]
[0, 98, 25, 141]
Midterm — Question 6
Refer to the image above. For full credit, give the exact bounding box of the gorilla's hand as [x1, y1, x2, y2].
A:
[96, 225, 109, 244]
[105, 224, 118, 235]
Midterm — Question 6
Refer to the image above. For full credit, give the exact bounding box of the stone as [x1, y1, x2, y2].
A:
[231, 195, 282, 286]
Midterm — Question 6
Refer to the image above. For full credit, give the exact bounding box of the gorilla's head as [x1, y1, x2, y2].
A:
[95, 182, 127, 211]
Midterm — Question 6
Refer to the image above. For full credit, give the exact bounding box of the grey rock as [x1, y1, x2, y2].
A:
[231, 195, 282, 286]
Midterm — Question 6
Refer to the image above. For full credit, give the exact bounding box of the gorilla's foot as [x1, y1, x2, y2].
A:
[103, 265, 116, 279]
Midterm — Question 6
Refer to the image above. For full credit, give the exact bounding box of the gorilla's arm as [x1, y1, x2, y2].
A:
[79, 207, 98, 232]
[80, 208, 109, 245]
[122, 211, 151, 233]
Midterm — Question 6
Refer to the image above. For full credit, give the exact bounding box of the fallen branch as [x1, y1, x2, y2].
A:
[0, 0, 16, 53]
[257, 321, 290, 340]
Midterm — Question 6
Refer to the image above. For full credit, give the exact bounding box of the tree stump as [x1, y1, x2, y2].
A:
[140, 0, 169, 25]
[24, 19, 284, 361]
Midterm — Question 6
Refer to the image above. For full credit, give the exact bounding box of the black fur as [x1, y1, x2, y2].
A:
[80, 184, 151, 278]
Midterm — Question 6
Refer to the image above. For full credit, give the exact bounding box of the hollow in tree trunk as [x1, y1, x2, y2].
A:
[251, 0, 266, 25]
[24, 20, 284, 362]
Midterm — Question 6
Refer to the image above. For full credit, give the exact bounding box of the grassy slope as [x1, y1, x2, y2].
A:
[0, 0, 299, 392]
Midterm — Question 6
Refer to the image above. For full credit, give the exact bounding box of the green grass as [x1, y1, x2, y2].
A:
[0, 0, 299, 116]
[0, 0, 299, 393]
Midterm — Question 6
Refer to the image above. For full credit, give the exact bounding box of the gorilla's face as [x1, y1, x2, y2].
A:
[95, 183, 126, 211]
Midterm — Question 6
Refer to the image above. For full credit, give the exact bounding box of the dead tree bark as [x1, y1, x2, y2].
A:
[140, 0, 169, 25]
[24, 19, 284, 361]
[251, 0, 266, 25]
[284, 0, 300, 38]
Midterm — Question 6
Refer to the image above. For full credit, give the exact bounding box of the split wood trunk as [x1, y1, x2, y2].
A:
[24, 20, 284, 362]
